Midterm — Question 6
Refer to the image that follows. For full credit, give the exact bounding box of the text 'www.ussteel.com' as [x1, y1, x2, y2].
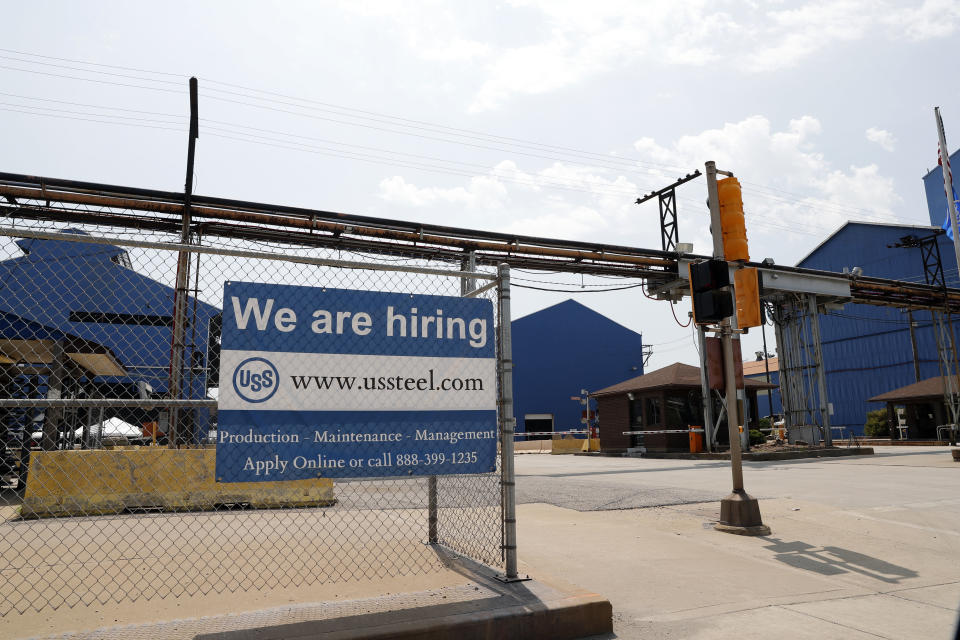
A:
[287, 369, 485, 392]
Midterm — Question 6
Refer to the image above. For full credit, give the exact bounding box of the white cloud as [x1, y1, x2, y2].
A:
[633, 115, 902, 249]
[865, 127, 897, 151]
[378, 173, 508, 209]
[379, 114, 903, 262]
[886, 0, 960, 40]
[337, 1, 958, 112]
[377, 159, 652, 245]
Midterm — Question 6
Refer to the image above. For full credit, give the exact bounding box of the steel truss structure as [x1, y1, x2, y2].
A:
[2, 170, 960, 452]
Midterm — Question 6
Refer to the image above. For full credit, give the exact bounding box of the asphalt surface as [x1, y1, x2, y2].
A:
[514, 447, 960, 639]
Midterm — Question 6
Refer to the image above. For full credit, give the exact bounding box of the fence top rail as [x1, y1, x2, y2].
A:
[0, 226, 498, 282]
[0, 398, 218, 408]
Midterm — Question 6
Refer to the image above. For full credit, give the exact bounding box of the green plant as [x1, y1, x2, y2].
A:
[759, 417, 771, 430]
[864, 408, 889, 437]
[749, 429, 765, 446]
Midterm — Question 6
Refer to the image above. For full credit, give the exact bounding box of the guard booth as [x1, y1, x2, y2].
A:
[591, 362, 776, 453]
[869, 376, 957, 441]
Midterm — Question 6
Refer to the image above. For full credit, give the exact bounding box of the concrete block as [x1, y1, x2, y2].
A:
[22, 448, 335, 518]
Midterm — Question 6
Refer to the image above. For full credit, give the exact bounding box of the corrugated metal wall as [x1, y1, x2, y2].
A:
[923, 148, 960, 227]
[511, 300, 645, 434]
[747, 369, 782, 418]
[796, 222, 960, 436]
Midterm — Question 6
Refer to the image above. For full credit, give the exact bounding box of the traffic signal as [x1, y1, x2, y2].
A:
[689, 259, 733, 324]
[718, 177, 749, 262]
[734, 267, 762, 328]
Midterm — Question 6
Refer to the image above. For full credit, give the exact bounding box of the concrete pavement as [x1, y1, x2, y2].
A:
[2, 446, 956, 639]
[515, 446, 960, 639]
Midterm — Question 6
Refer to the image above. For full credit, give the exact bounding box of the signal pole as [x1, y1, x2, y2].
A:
[705, 161, 770, 536]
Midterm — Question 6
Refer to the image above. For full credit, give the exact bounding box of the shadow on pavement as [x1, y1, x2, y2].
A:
[761, 537, 918, 583]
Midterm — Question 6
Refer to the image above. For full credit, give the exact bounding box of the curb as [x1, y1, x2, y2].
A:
[196, 592, 611, 640]
[641, 447, 875, 461]
[194, 552, 612, 640]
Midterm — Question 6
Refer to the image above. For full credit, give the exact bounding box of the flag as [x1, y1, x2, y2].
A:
[942, 186, 960, 240]
[937, 130, 959, 239]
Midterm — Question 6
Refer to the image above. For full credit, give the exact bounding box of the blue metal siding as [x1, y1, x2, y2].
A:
[511, 300, 644, 434]
[747, 369, 782, 418]
[923, 148, 960, 227]
[797, 223, 960, 435]
[0, 235, 220, 395]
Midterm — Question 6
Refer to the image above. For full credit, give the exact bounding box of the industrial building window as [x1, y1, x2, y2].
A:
[644, 397, 661, 427]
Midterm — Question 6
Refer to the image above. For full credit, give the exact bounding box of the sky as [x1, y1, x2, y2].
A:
[2, 0, 960, 373]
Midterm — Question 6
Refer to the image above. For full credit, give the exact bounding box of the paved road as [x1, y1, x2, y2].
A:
[515, 447, 960, 639]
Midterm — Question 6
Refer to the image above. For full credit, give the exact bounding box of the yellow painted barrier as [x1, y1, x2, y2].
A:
[22, 448, 335, 518]
[551, 435, 586, 454]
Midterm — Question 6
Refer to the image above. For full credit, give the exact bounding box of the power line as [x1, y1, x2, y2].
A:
[0, 91, 186, 118]
[0, 104, 899, 240]
[0, 48, 905, 225]
[0, 49, 929, 229]
[0, 53, 183, 86]
[0, 47, 690, 174]
[0, 95, 641, 196]
[204, 131, 640, 197]
[0, 64, 185, 95]
[0, 105, 641, 197]
[0, 105, 182, 133]
[0, 47, 184, 78]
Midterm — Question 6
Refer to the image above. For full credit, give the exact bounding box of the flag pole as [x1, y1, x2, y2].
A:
[935, 107, 960, 277]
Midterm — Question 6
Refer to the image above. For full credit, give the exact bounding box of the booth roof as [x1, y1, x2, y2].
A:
[868, 376, 951, 403]
[591, 362, 777, 398]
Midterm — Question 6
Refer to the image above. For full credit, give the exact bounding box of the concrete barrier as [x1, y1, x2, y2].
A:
[22, 448, 335, 518]
[550, 436, 599, 454]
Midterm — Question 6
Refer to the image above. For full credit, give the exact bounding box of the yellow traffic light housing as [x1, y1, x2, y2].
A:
[734, 267, 762, 328]
[718, 177, 749, 262]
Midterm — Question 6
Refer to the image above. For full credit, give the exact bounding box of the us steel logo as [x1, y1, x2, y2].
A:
[232, 357, 280, 403]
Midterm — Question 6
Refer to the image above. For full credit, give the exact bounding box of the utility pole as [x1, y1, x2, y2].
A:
[907, 310, 921, 383]
[705, 161, 770, 536]
[760, 320, 775, 419]
[169, 77, 199, 447]
[697, 325, 714, 452]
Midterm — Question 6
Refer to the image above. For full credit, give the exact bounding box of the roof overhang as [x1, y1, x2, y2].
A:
[0, 338, 127, 377]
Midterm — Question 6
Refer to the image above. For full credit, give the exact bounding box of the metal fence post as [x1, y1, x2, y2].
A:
[696, 324, 714, 452]
[808, 294, 832, 446]
[497, 263, 520, 581]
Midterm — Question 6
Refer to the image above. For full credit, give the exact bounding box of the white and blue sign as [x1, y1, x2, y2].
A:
[216, 282, 498, 482]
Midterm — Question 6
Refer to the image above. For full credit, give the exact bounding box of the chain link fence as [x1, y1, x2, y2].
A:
[0, 219, 511, 616]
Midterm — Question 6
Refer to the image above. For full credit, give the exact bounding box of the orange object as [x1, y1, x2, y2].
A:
[141, 421, 162, 438]
[718, 177, 749, 262]
[734, 267, 762, 328]
[689, 426, 704, 453]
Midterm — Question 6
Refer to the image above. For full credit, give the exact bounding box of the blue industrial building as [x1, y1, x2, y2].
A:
[796, 223, 959, 437]
[922, 148, 960, 233]
[511, 299, 645, 436]
[744, 357, 781, 419]
[775, 148, 960, 438]
[0, 232, 219, 458]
